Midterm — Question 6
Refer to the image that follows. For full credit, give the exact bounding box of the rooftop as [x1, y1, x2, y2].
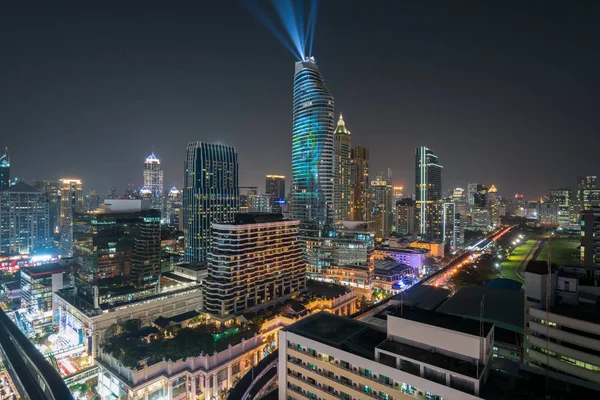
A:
[22, 263, 70, 277]
[174, 262, 207, 272]
[437, 286, 524, 333]
[525, 260, 557, 275]
[0, 181, 40, 194]
[374, 260, 412, 273]
[284, 312, 386, 360]
[390, 284, 450, 310]
[232, 213, 286, 224]
[384, 305, 494, 337]
[377, 339, 481, 378]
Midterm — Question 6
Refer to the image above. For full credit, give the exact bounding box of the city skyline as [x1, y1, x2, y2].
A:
[2, 1, 600, 199]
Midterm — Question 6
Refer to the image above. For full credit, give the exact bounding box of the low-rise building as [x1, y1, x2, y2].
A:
[279, 307, 494, 400]
[171, 263, 207, 282]
[373, 247, 428, 276]
[21, 262, 71, 327]
[372, 260, 414, 295]
[410, 240, 444, 259]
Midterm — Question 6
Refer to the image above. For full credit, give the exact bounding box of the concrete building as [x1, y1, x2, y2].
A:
[279, 308, 494, 400]
[0, 182, 50, 256]
[549, 188, 573, 227]
[58, 178, 83, 257]
[373, 247, 429, 276]
[538, 203, 559, 227]
[371, 173, 393, 240]
[524, 261, 600, 386]
[204, 213, 305, 319]
[33, 180, 61, 236]
[581, 207, 600, 269]
[143, 153, 164, 211]
[20, 262, 70, 326]
[372, 260, 414, 295]
[410, 240, 444, 259]
[165, 186, 182, 229]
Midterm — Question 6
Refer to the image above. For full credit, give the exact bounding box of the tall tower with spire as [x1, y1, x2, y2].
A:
[143, 153, 164, 211]
[334, 113, 351, 221]
[0, 147, 10, 190]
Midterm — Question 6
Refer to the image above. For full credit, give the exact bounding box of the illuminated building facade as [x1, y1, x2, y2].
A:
[291, 57, 335, 235]
[266, 174, 286, 212]
[371, 173, 392, 240]
[0, 182, 50, 256]
[452, 187, 467, 217]
[350, 146, 370, 220]
[58, 178, 83, 257]
[0, 147, 9, 191]
[442, 202, 457, 251]
[415, 147, 442, 241]
[73, 207, 161, 306]
[204, 213, 305, 318]
[166, 186, 182, 229]
[334, 113, 352, 221]
[143, 152, 164, 211]
[487, 184, 500, 227]
[549, 188, 573, 227]
[33, 180, 61, 235]
[183, 142, 239, 263]
[395, 198, 416, 237]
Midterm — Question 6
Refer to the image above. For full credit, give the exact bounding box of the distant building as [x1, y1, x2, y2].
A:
[165, 186, 182, 229]
[371, 173, 393, 240]
[143, 153, 164, 211]
[442, 202, 457, 251]
[33, 180, 61, 235]
[395, 198, 416, 237]
[0, 147, 9, 191]
[350, 146, 370, 221]
[453, 187, 467, 217]
[487, 185, 500, 227]
[549, 188, 573, 227]
[204, 213, 305, 319]
[471, 207, 491, 231]
[581, 207, 600, 269]
[0, 182, 50, 256]
[415, 147, 442, 241]
[410, 240, 444, 258]
[183, 142, 239, 263]
[467, 183, 479, 207]
[539, 203, 559, 227]
[239, 186, 258, 213]
[265, 174, 286, 212]
[334, 114, 352, 221]
[248, 193, 275, 213]
[73, 205, 161, 307]
[58, 178, 83, 257]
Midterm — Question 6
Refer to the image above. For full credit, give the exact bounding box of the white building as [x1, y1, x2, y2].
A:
[279, 307, 494, 400]
[143, 153, 164, 211]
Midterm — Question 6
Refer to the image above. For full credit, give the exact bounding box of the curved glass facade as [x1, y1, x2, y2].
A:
[291, 57, 335, 236]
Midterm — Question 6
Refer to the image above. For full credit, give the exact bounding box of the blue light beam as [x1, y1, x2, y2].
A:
[271, 0, 304, 59]
[306, 0, 318, 57]
[243, 0, 303, 60]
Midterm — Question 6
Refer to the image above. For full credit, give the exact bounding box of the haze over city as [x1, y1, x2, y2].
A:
[2, 0, 599, 198]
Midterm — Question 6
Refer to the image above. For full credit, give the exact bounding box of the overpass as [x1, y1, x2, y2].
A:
[0, 309, 73, 400]
[227, 350, 278, 400]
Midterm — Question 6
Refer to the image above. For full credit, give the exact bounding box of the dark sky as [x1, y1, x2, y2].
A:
[1, 1, 599, 198]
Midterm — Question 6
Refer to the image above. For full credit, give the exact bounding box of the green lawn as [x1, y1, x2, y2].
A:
[498, 239, 537, 283]
[536, 238, 580, 267]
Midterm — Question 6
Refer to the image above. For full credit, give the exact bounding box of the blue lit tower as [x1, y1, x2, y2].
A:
[291, 57, 335, 235]
[183, 142, 239, 263]
[0, 147, 9, 191]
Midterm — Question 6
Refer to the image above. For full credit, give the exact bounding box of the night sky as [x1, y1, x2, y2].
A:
[2, 1, 599, 198]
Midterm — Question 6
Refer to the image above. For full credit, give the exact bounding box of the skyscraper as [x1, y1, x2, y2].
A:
[291, 57, 335, 235]
[0, 147, 9, 191]
[371, 173, 393, 240]
[549, 188, 572, 227]
[265, 175, 286, 212]
[350, 146, 370, 221]
[334, 113, 352, 221]
[0, 182, 49, 256]
[396, 198, 416, 237]
[143, 153, 164, 211]
[59, 178, 83, 257]
[415, 147, 442, 240]
[166, 186, 182, 229]
[487, 184, 500, 227]
[183, 142, 239, 263]
[467, 183, 479, 207]
[33, 180, 61, 235]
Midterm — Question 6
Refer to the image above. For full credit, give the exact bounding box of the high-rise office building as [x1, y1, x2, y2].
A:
[334, 113, 352, 221]
[350, 146, 369, 221]
[59, 178, 83, 257]
[0, 147, 9, 191]
[33, 180, 61, 235]
[442, 202, 457, 251]
[395, 198, 416, 237]
[0, 182, 49, 256]
[549, 188, 573, 227]
[415, 147, 442, 240]
[452, 187, 467, 217]
[581, 207, 600, 268]
[73, 204, 161, 305]
[371, 173, 392, 240]
[239, 186, 258, 213]
[143, 153, 164, 211]
[183, 142, 239, 263]
[487, 184, 500, 227]
[467, 183, 479, 207]
[578, 175, 597, 189]
[265, 175, 286, 201]
[291, 57, 335, 235]
[166, 186, 182, 229]
[265, 175, 286, 213]
[204, 213, 305, 319]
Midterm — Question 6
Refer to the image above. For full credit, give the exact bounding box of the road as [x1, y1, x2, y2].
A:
[423, 225, 514, 289]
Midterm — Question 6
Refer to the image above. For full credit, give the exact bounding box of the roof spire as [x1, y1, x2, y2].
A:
[335, 113, 349, 135]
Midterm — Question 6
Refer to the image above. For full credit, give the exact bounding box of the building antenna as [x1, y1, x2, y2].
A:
[546, 235, 552, 390]
[478, 294, 484, 379]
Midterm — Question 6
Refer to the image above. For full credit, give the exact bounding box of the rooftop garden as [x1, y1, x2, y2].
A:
[101, 317, 261, 369]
